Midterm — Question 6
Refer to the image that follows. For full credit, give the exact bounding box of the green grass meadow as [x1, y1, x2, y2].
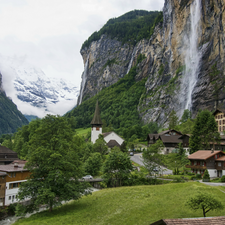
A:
[75, 128, 91, 137]
[14, 182, 225, 225]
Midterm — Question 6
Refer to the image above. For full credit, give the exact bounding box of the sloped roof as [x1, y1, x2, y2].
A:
[90, 100, 103, 125]
[102, 132, 112, 138]
[0, 172, 6, 177]
[188, 150, 223, 160]
[160, 135, 182, 144]
[0, 146, 17, 154]
[0, 161, 28, 172]
[213, 109, 225, 115]
[158, 129, 183, 135]
[151, 216, 225, 225]
[216, 155, 225, 161]
[106, 140, 121, 148]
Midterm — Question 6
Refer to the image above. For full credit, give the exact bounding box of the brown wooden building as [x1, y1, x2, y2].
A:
[0, 160, 30, 205]
[0, 145, 19, 165]
[147, 130, 190, 154]
[186, 150, 225, 178]
[0, 172, 6, 206]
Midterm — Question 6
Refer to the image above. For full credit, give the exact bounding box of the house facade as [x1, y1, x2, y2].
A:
[0, 172, 6, 206]
[0, 160, 30, 205]
[213, 109, 225, 133]
[147, 130, 189, 154]
[186, 150, 225, 178]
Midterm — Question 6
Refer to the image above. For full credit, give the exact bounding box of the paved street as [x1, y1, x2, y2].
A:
[130, 153, 173, 175]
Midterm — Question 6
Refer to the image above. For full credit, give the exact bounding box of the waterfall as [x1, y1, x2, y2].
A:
[78, 55, 89, 105]
[182, 0, 202, 110]
[126, 47, 137, 74]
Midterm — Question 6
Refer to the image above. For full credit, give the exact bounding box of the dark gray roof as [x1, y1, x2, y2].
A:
[160, 135, 183, 144]
[0, 146, 17, 154]
[90, 100, 103, 125]
[213, 108, 225, 115]
[107, 140, 121, 148]
[102, 132, 112, 138]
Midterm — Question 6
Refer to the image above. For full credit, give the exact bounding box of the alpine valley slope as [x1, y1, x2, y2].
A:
[0, 72, 28, 135]
[72, 0, 225, 128]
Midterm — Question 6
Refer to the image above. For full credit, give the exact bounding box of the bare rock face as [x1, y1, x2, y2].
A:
[78, 0, 225, 127]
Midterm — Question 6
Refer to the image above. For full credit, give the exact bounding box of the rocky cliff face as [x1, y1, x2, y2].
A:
[78, 0, 225, 126]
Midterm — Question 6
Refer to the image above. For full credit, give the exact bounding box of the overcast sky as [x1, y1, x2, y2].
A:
[0, 0, 164, 89]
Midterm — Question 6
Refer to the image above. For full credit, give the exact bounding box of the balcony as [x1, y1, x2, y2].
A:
[186, 165, 207, 170]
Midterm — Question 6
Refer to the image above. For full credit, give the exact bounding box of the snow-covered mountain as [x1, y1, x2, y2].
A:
[0, 56, 79, 118]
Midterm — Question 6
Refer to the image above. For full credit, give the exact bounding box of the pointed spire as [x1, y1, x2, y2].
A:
[91, 100, 103, 125]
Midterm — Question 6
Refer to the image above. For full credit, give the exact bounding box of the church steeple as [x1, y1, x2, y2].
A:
[91, 100, 103, 125]
[91, 100, 103, 143]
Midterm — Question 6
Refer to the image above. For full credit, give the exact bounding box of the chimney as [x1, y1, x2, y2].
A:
[14, 162, 18, 167]
[211, 149, 214, 153]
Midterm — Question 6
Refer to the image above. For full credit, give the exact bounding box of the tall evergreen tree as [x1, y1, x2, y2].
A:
[189, 110, 220, 154]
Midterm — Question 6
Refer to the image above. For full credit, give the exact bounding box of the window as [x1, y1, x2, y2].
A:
[12, 195, 14, 202]
[8, 196, 11, 200]
[218, 162, 222, 167]
[96, 127, 99, 131]
[9, 183, 19, 189]
[13, 173, 16, 177]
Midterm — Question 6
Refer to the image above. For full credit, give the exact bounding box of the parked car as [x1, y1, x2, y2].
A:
[82, 175, 93, 180]
[130, 152, 134, 156]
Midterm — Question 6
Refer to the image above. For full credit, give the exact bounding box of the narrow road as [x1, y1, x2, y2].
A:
[130, 153, 173, 175]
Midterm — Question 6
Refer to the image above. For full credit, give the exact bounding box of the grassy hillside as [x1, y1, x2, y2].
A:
[65, 65, 146, 132]
[0, 92, 28, 134]
[14, 182, 225, 225]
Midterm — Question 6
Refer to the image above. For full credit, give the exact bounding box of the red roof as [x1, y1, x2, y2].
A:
[152, 216, 225, 224]
[216, 155, 225, 161]
[188, 150, 224, 160]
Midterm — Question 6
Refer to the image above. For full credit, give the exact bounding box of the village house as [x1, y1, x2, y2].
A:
[0, 172, 6, 206]
[0, 160, 30, 205]
[91, 101, 124, 148]
[186, 150, 225, 178]
[213, 109, 225, 133]
[0, 145, 19, 165]
[147, 130, 190, 154]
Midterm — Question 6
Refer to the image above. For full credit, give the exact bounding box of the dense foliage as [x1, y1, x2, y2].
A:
[0, 92, 28, 135]
[17, 115, 90, 212]
[81, 10, 162, 49]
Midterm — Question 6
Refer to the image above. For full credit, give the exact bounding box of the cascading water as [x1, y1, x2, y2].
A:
[182, 0, 202, 110]
[126, 47, 137, 74]
[78, 55, 89, 105]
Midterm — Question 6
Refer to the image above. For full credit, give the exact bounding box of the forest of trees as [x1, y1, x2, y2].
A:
[81, 10, 163, 49]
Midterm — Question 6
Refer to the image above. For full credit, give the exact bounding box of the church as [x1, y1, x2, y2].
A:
[91, 101, 124, 148]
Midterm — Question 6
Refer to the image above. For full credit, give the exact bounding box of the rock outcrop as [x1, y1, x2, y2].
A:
[78, 0, 225, 126]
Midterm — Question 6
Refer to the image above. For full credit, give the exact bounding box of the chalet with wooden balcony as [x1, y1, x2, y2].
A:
[0, 160, 30, 205]
[186, 150, 225, 178]
[147, 130, 190, 154]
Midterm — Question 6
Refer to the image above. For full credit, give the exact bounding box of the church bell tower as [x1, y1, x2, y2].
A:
[91, 100, 103, 143]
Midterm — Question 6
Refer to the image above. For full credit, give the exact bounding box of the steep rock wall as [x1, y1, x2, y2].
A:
[78, 0, 225, 126]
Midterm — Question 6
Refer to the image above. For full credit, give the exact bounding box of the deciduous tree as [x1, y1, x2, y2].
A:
[17, 115, 90, 212]
[102, 150, 133, 187]
[186, 192, 223, 217]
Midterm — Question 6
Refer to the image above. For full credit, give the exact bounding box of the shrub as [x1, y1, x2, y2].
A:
[203, 169, 210, 180]
[188, 172, 195, 176]
[221, 175, 225, 183]
[172, 177, 185, 183]
[196, 174, 202, 179]
[191, 175, 196, 180]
